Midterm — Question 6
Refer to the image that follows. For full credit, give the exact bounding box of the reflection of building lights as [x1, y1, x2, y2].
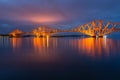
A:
[33, 37, 50, 49]
[103, 35, 107, 48]
[103, 35, 107, 38]
[46, 35, 50, 48]
[95, 36, 98, 39]
[70, 38, 117, 58]
[11, 38, 22, 49]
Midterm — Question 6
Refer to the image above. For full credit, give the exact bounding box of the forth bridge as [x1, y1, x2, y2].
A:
[9, 20, 120, 37]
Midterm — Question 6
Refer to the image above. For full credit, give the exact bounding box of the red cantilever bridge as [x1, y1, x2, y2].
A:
[10, 20, 120, 37]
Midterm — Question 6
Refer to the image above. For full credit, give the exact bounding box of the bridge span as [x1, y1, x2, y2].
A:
[9, 20, 120, 37]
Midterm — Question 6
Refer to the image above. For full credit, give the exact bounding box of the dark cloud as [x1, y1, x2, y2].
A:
[0, 0, 120, 33]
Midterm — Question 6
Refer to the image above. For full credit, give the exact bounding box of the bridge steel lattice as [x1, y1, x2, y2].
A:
[71, 20, 120, 37]
[9, 20, 120, 37]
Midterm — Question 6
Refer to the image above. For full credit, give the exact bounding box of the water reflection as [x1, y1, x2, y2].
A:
[33, 37, 49, 52]
[0, 37, 120, 58]
[70, 37, 120, 58]
[32, 37, 120, 58]
[0, 37, 10, 47]
[10, 38, 22, 49]
[1, 37, 120, 80]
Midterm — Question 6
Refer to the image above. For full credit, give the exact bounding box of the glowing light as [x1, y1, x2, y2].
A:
[23, 15, 63, 23]
[10, 29, 23, 37]
[11, 33, 16, 37]
[70, 38, 115, 58]
[46, 35, 50, 48]
[103, 35, 107, 38]
[96, 36, 99, 38]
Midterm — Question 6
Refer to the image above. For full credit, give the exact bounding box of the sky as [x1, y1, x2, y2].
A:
[0, 0, 120, 33]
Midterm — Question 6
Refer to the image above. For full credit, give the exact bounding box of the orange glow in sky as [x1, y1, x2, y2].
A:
[23, 15, 63, 23]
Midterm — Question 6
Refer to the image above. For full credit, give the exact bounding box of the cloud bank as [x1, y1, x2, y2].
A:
[0, 0, 120, 33]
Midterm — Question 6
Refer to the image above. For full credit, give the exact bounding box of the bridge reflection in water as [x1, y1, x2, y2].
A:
[33, 37, 50, 50]
[4, 37, 119, 58]
[10, 38, 22, 49]
[70, 38, 119, 58]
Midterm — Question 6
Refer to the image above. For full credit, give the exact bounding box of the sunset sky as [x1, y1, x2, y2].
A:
[0, 0, 120, 33]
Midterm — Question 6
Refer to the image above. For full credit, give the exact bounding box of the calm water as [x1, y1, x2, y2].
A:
[0, 36, 120, 80]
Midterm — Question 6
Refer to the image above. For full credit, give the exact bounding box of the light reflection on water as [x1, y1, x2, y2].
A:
[1, 37, 120, 79]
[10, 38, 22, 49]
[0, 37, 120, 58]
[70, 37, 120, 58]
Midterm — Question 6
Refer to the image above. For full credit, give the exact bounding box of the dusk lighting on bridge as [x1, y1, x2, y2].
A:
[9, 20, 120, 38]
[0, 0, 120, 80]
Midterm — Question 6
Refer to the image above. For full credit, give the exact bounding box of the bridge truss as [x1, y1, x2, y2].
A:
[9, 20, 120, 37]
[71, 20, 120, 37]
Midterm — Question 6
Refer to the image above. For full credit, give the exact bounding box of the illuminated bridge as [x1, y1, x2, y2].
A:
[71, 20, 120, 37]
[9, 20, 120, 37]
